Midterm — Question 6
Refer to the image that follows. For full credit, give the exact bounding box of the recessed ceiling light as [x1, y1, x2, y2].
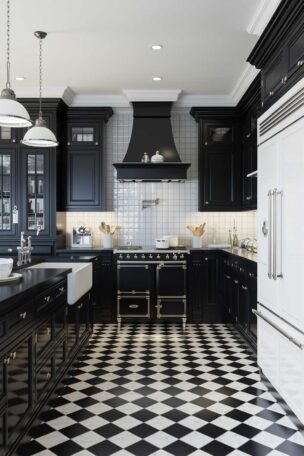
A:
[151, 44, 163, 50]
[153, 76, 162, 81]
[16, 76, 25, 81]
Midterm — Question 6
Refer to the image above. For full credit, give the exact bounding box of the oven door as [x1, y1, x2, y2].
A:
[117, 263, 153, 294]
[156, 263, 187, 297]
[156, 298, 187, 318]
[118, 295, 150, 318]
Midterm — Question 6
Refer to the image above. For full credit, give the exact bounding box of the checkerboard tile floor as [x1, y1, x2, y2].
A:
[18, 324, 304, 456]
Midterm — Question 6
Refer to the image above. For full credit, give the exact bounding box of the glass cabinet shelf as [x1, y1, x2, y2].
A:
[0, 154, 12, 230]
[26, 154, 45, 231]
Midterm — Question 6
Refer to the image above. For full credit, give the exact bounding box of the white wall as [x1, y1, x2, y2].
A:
[59, 109, 256, 248]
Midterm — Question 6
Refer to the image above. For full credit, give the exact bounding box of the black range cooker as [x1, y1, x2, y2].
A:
[114, 247, 189, 330]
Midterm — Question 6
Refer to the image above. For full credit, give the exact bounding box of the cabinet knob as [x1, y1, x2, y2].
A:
[246, 133, 251, 139]
[281, 76, 287, 84]
[10, 352, 17, 359]
[12, 139, 16, 143]
[205, 201, 209, 205]
[44, 296, 51, 303]
[67, 142, 71, 146]
[59, 287, 65, 293]
[241, 285, 248, 290]
[7, 248, 12, 252]
[297, 59, 304, 67]
[46, 372, 51, 380]
[246, 196, 252, 200]
[95, 142, 99, 146]
[269, 90, 274, 96]
[19, 311, 27, 320]
[3, 356, 10, 365]
[204, 258, 208, 261]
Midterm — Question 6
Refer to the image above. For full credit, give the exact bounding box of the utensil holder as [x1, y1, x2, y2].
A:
[102, 233, 113, 249]
[192, 236, 202, 248]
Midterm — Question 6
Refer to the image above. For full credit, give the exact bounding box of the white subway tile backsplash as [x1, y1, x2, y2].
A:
[62, 110, 256, 248]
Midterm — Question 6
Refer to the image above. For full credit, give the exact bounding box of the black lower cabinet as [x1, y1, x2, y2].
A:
[221, 253, 257, 345]
[189, 251, 223, 323]
[0, 277, 93, 455]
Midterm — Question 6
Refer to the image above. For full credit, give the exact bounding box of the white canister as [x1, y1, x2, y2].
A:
[192, 236, 202, 249]
[102, 233, 113, 249]
[151, 151, 164, 163]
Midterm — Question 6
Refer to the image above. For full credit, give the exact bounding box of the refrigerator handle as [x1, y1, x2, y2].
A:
[267, 190, 273, 279]
[273, 189, 277, 280]
[276, 190, 283, 279]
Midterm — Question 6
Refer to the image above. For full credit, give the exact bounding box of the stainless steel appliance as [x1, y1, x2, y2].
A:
[72, 225, 92, 248]
[114, 248, 189, 330]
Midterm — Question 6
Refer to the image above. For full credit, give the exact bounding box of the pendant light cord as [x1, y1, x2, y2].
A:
[6, 0, 11, 89]
[39, 36, 42, 119]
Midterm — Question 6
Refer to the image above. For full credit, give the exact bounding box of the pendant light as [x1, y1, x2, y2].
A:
[0, 0, 32, 127]
[22, 31, 58, 147]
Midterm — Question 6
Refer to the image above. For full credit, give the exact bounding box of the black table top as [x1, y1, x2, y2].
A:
[0, 267, 70, 310]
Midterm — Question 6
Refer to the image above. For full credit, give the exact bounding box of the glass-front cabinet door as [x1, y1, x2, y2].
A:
[0, 149, 17, 237]
[22, 150, 50, 236]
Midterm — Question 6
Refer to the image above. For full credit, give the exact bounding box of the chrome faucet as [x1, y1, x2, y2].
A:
[17, 232, 33, 266]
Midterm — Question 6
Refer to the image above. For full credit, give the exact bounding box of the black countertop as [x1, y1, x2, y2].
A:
[0, 267, 71, 312]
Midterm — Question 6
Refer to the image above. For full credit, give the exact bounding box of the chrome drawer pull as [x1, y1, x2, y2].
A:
[234, 280, 239, 284]
[241, 285, 248, 290]
[253, 309, 303, 350]
[46, 372, 51, 380]
[225, 275, 231, 279]
[19, 311, 27, 319]
[59, 287, 65, 293]
[44, 296, 51, 303]
[10, 352, 16, 359]
[129, 304, 139, 309]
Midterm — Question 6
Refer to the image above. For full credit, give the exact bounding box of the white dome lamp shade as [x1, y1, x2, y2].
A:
[22, 31, 58, 148]
[0, 0, 32, 128]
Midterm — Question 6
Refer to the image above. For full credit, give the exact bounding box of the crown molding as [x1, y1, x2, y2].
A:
[230, 64, 260, 105]
[15, 85, 67, 99]
[247, 0, 282, 36]
[123, 89, 181, 102]
[70, 93, 129, 107]
[175, 94, 234, 108]
[62, 86, 75, 106]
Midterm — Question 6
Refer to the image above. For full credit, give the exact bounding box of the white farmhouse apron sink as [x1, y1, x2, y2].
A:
[28, 262, 92, 304]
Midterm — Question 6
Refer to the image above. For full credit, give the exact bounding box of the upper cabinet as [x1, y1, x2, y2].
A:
[62, 108, 113, 212]
[247, 0, 304, 111]
[0, 99, 66, 254]
[191, 108, 241, 211]
[191, 75, 261, 212]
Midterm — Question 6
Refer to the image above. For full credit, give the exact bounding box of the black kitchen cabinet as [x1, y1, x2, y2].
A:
[0, 272, 92, 455]
[193, 111, 240, 211]
[189, 250, 222, 323]
[191, 76, 260, 212]
[190, 109, 241, 211]
[248, 0, 304, 111]
[6, 335, 32, 441]
[0, 99, 66, 255]
[64, 108, 113, 211]
[221, 253, 257, 345]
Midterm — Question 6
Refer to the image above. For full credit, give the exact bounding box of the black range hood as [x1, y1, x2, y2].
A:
[113, 102, 190, 182]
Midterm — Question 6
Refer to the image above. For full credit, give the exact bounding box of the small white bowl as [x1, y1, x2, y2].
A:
[0, 258, 13, 278]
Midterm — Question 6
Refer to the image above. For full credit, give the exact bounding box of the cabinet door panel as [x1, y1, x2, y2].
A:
[158, 299, 186, 317]
[203, 122, 235, 147]
[157, 264, 186, 297]
[36, 358, 52, 400]
[67, 305, 78, 354]
[118, 264, 152, 294]
[203, 150, 236, 207]
[277, 118, 304, 329]
[7, 336, 31, 438]
[0, 150, 17, 237]
[36, 320, 52, 359]
[67, 150, 101, 208]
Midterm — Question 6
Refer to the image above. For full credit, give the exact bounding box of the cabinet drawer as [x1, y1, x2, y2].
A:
[36, 320, 52, 359]
[118, 296, 150, 317]
[36, 281, 67, 311]
[158, 299, 186, 317]
[7, 301, 33, 333]
[36, 358, 52, 400]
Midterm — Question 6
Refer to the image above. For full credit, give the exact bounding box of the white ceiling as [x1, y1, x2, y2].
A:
[0, 0, 281, 106]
